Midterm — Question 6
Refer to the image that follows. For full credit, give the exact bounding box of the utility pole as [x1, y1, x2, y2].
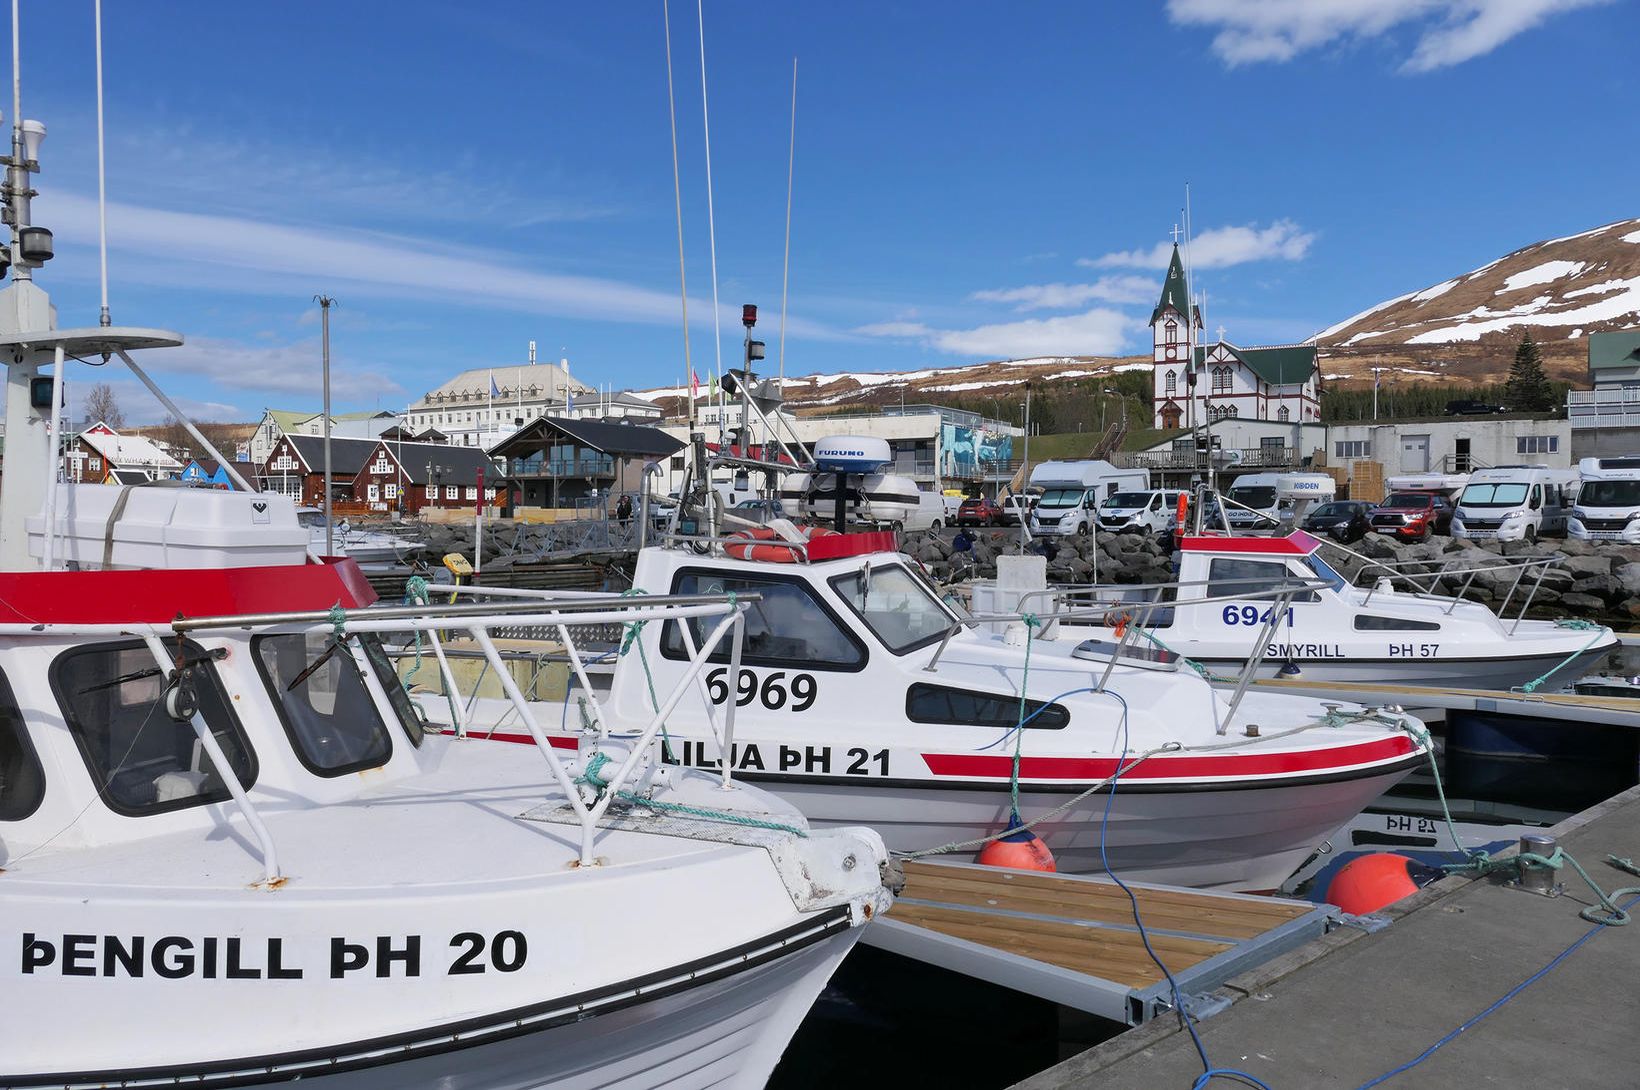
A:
[316, 295, 335, 555]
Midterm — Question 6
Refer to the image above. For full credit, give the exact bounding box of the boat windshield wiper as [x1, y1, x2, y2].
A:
[286, 636, 348, 692]
[78, 647, 227, 694]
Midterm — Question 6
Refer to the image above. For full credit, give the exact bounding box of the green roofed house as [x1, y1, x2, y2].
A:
[1148, 241, 1320, 429]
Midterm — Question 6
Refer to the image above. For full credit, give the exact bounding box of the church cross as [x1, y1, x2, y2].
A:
[1170, 223, 1183, 243]
[1215, 324, 1227, 342]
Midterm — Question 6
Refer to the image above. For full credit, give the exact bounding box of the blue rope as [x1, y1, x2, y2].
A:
[1092, 689, 1275, 1090]
[1351, 892, 1640, 1089]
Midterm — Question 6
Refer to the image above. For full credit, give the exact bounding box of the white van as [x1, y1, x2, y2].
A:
[1452, 465, 1577, 542]
[1096, 489, 1186, 534]
[1027, 460, 1150, 536]
[1568, 457, 1640, 543]
[1223, 472, 1336, 531]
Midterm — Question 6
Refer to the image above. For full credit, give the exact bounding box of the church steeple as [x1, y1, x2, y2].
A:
[1150, 243, 1192, 327]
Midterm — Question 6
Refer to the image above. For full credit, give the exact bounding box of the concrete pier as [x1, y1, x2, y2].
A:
[1018, 783, 1640, 1089]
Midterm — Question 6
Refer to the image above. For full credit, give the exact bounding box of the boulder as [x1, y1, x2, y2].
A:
[1563, 554, 1615, 578]
[1616, 562, 1640, 599]
[1558, 592, 1606, 613]
[1571, 575, 1622, 603]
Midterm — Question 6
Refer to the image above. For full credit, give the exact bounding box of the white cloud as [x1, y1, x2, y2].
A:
[1085, 220, 1315, 270]
[856, 308, 1133, 359]
[36, 192, 841, 340]
[969, 276, 1156, 311]
[1166, 0, 1613, 72]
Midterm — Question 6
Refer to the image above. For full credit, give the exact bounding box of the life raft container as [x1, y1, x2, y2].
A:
[723, 524, 839, 562]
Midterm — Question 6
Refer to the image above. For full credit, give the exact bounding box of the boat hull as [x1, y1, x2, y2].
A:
[1196, 643, 1613, 692]
[762, 762, 1418, 892]
[5, 927, 857, 1090]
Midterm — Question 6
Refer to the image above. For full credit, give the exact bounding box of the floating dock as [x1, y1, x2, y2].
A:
[1017, 782, 1640, 1089]
[866, 860, 1332, 1026]
[1252, 676, 1640, 727]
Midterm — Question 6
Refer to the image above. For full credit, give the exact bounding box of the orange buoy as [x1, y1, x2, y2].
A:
[977, 811, 1057, 872]
[1325, 853, 1438, 915]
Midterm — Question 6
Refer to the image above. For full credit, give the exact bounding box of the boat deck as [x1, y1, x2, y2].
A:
[867, 860, 1332, 1026]
[1017, 782, 1640, 1090]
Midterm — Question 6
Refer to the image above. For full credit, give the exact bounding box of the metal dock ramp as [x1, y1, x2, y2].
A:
[865, 860, 1332, 1026]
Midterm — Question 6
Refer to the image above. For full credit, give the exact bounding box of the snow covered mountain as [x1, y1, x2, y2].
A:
[1317, 218, 1640, 350]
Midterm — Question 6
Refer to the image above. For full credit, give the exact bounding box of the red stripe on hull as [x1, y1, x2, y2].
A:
[456, 730, 577, 750]
[920, 735, 1416, 782]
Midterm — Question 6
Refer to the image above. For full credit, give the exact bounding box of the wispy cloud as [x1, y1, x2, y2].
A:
[1166, 0, 1613, 73]
[1085, 220, 1315, 271]
[856, 308, 1133, 358]
[40, 191, 839, 339]
[970, 276, 1156, 311]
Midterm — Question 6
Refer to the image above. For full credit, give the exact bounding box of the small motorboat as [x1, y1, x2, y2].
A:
[298, 505, 424, 564]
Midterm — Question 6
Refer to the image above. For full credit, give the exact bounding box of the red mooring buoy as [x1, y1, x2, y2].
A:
[1325, 852, 1439, 915]
[977, 811, 1057, 872]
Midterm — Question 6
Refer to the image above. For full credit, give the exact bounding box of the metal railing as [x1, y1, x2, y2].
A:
[156, 590, 759, 872]
[1319, 540, 1563, 632]
[1117, 446, 1299, 470]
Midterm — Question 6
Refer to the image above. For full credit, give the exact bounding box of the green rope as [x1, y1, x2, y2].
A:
[574, 749, 805, 836]
[1516, 620, 1608, 694]
[327, 603, 347, 642]
[1400, 718, 1640, 926]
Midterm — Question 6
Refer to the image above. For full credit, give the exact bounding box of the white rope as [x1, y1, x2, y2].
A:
[662, 0, 693, 428]
[695, 0, 723, 436]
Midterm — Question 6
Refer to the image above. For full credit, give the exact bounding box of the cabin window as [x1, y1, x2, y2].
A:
[829, 565, 954, 654]
[0, 672, 44, 821]
[1354, 616, 1441, 631]
[253, 633, 395, 775]
[1206, 557, 1298, 600]
[906, 683, 1068, 730]
[358, 635, 426, 746]
[52, 639, 257, 817]
[662, 570, 866, 670]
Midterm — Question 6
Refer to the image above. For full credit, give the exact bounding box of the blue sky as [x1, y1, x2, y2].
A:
[7, 0, 1635, 422]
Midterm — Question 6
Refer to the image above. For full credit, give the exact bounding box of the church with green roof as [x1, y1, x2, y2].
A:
[1148, 242, 1320, 429]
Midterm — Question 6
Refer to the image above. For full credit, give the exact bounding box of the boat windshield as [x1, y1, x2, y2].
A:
[830, 564, 954, 654]
[297, 510, 325, 529]
[1460, 482, 1528, 507]
[1038, 488, 1085, 510]
[1228, 486, 1277, 509]
[1102, 492, 1151, 509]
[1305, 553, 1348, 593]
[1578, 479, 1640, 508]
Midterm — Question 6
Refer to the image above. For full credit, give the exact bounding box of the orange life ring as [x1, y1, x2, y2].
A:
[724, 524, 839, 562]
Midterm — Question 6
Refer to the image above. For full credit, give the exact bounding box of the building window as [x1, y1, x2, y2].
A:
[1172, 438, 1195, 452]
[1211, 367, 1233, 395]
[89, 456, 101, 471]
[384, 483, 398, 500]
[1335, 440, 1370, 459]
[1517, 435, 1559, 455]
[446, 485, 459, 500]
[1209, 404, 1239, 420]
[1261, 436, 1284, 449]
[367, 484, 380, 502]
[671, 456, 685, 470]
[1277, 405, 1290, 422]
[464, 486, 478, 500]
[1164, 318, 1178, 344]
[1164, 370, 1177, 396]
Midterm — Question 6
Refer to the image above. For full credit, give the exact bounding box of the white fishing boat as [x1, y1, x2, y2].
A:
[1050, 530, 1617, 691]
[0, 25, 893, 1084]
[415, 525, 1430, 892]
[298, 505, 424, 564]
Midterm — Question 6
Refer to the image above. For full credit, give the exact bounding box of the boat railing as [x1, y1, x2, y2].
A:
[961, 577, 1329, 735]
[30, 592, 760, 877]
[657, 529, 814, 561]
[1320, 540, 1565, 630]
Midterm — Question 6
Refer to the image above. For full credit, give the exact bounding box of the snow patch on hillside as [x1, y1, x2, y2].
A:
[1406, 276, 1640, 343]
[1412, 279, 1458, 303]
[1498, 260, 1583, 293]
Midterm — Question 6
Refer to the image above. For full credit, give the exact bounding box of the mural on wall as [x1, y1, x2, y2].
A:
[941, 423, 1013, 476]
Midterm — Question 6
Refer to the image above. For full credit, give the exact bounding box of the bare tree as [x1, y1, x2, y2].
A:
[84, 383, 125, 429]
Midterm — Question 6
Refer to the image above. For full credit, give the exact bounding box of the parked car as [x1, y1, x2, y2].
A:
[1369, 491, 1454, 541]
[728, 497, 788, 526]
[1300, 500, 1373, 543]
[999, 494, 1034, 526]
[956, 496, 1003, 527]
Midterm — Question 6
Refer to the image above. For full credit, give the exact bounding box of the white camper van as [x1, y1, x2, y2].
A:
[1452, 464, 1577, 542]
[1223, 472, 1336, 531]
[1096, 489, 1187, 534]
[1027, 460, 1150, 536]
[1568, 457, 1640, 543]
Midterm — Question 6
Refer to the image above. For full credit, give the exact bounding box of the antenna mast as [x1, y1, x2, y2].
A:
[696, 0, 723, 444]
[662, 0, 694, 432]
[777, 56, 797, 386]
[94, 0, 109, 325]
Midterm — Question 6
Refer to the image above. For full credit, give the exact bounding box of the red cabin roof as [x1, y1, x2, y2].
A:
[1177, 531, 1321, 557]
[0, 556, 378, 625]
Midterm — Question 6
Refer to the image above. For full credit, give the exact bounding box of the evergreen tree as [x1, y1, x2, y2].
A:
[1505, 332, 1554, 412]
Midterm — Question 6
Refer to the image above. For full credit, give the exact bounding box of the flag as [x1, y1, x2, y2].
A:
[565, 389, 574, 412]
[708, 373, 718, 398]
[690, 369, 700, 398]
[491, 374, 501, 398]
